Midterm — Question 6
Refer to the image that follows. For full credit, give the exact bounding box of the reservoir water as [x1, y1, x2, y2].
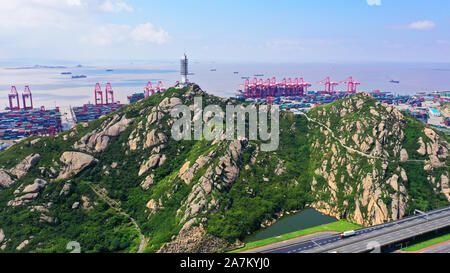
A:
[246, 209, 337, 243]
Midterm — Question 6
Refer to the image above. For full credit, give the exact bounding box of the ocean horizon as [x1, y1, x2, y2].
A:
[1, 61, 449, 110]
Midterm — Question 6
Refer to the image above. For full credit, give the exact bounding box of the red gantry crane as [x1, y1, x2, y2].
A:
[340, 76, 360, 94]
[22, 86, 33, 110]
[105, 83, 114, 105]
[156, 81, 166, 93]
[299, 78, 311, 93]
[95, 83, 103, 106]
[9, 86, 20, 111]
[145, 82, 155, 97]
[318, 77, 339, 94]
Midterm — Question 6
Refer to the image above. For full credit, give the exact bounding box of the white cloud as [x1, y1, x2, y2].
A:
[407, 20, 436, 30]
[0, 0, 134, 29]
[367, 0, 381, 6]
[99, 0, 133, 13]
[82, 23, 169, 46]
[131, 23, 170, 45]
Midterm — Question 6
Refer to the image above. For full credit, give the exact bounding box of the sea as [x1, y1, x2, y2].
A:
[1, 61, 450, 110]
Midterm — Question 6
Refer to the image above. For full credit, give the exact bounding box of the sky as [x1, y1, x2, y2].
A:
[0, 0, 449, 63]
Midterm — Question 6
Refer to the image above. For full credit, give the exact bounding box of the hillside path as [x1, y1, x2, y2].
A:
[299, 112, 429, 164]
[89, 184, 148, 253]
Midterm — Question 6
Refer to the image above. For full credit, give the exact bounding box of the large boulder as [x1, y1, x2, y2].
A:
[9, 154, 41, 179]
[0, 228, 4, 243]
[0, 171, 14, 189]
[16, 239, 29, 251]
[141, 174, 155, 191]
[57, 152, 96, 180]
[138, 154, 161, 176]
[8, 179, 48, 207]
[74, 115, 134, 153]
[23, 179, 47, 194]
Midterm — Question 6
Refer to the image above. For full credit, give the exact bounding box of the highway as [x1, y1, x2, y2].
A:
[248, 206, 450, 253]
[422, 241, 450, 253]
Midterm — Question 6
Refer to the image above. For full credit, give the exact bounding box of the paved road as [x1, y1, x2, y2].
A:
[422, 241, 450, 253]
[255, 206, 450, 253]
[243, 232, 338, 253]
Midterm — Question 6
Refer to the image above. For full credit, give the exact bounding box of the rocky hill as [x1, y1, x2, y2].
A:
[0, 84, 448, 253]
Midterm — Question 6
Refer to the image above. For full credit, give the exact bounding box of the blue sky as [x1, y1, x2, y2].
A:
[0, 0, 449, 63]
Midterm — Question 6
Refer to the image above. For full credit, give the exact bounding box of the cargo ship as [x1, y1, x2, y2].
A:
[72, 75, 87, 79]
[128, 93, 145, 104]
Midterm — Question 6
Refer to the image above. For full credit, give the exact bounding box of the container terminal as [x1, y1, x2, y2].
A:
[236, 77, 450, 131]
[0, 86, 63, 142]
[75, 81, 168, 123]
[1, 54, 448, 145]
[72, 83, 124, 123]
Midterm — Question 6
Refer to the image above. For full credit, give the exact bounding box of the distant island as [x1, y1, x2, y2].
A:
[7, 65, 67, 70]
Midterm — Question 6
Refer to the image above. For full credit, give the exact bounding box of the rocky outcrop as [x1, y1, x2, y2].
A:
[307, 93, 440, 226]
[74, 115, 134, 153]
[178, 156, 211, 185]
[422, 128, 448, 167]
[138, 154, 163, 176]
[23, 179, 47, 194]
[400, 149, 408, 162]
[8, 179, 47, 207]
[144, 130, 168, 149]
[441, 174, 450, 201]
[141, 174, 155, 191]
[0, 171, 14, 189]
[56, 152, 96, 180]
[0, 228, 4, 244]
[158, 220, 229, 253]
[16, 239, 30, 251]
[179, 141, 244, 224]
[9, 154, 41, 179]
[146, 199, 158, 215]
[60, 181, 72, 196]
[158, 97, 182, 113]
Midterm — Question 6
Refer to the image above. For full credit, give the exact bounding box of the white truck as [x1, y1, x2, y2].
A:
[340, 230, 356, 239]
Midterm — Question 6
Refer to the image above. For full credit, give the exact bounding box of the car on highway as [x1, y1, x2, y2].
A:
[340, 230, 356, 239]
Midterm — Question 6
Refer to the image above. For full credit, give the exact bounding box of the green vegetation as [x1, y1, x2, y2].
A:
[402, 233, 450, 252]
[0, 88, 448, 253]
[229, 220, 361, 253]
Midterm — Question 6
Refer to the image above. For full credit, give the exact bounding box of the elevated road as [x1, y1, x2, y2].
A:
[251, 206, 450, 253]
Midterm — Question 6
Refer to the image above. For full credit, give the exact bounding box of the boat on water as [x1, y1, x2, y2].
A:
[61, 72, 72, 75]
[254, 74, 264, 77]
[390, 80, 400, 84]
[106, 69, 114, 72]
[72, 75, 87, 79]
[210, 69, 217, 72]
[234, 72, 239, 74]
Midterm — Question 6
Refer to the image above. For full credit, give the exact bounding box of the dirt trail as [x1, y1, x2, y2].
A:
[300, 112, 429, 164]
[89, 184, 148, 253]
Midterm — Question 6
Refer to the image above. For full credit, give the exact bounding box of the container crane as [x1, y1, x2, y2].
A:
[156, 81, 166, 93]
[105, 83, 114, 105]
[22, 86, 33, 110]
[318, 77, 339, 94]
[145, 82, 155, 97]
[9, 86, 20, 111]
[94, 83, 103, 106]
[341, 77, 360, 94]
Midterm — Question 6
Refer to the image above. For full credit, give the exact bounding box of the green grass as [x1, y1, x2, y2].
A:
[229, 220, 361, 253]
[402, 233, 450, 252]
